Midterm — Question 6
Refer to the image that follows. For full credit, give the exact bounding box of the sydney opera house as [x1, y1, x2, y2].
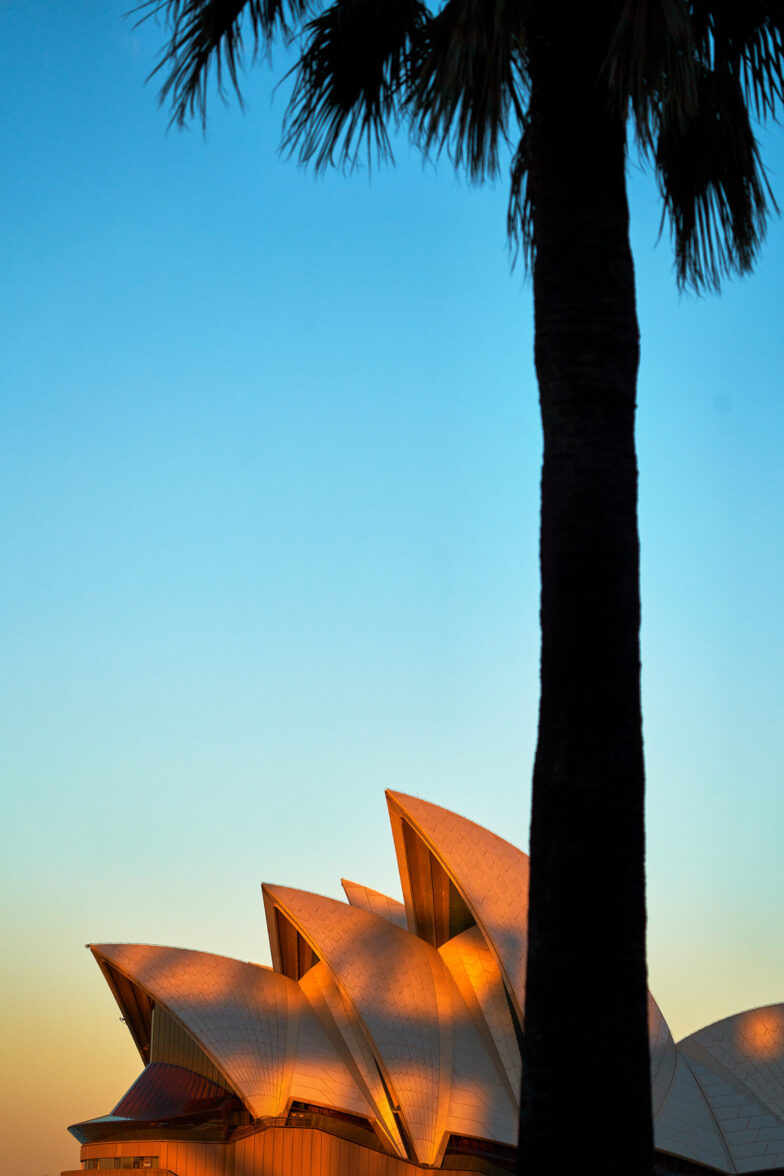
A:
[65, 792, 784, 1176]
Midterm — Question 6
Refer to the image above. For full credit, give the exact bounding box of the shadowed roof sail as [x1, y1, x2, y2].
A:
[262, 883, 517, 1163]
[90, 944, 294, 1118]
[89, 943, 370, 1123]
[297, 959, 409, 1158]
[263, 883, 451, 1165]
[648, 993, 679, 1117]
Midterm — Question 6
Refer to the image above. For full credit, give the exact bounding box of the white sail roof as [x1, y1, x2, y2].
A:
[386, 791, 529, 1019]
[263, 884, 450, 1164]
[262, 883, 517, 1165]
[679, 1005, 784, 1172]
[90, 943, 371, 1123]
[85, 795, 783, 1176]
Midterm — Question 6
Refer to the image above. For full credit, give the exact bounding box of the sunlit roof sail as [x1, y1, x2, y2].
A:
[386, 791, 529, 1021]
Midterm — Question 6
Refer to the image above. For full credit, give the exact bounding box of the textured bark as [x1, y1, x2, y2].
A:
[517, 5, 654, 1173]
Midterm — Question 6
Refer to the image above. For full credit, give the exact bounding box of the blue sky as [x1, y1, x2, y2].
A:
[1, 5, 782, 1175]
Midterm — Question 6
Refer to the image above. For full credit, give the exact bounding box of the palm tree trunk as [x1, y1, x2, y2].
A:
[518, 9, 654, 1174]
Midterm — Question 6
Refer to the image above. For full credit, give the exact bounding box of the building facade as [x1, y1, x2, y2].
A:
[65, 792, 784, 1175]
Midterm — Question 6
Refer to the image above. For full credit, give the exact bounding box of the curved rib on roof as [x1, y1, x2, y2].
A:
[287, 977, 380, 1124]
[653, 1049, 734, 1173]
[262, 884, 517, 1165]
[648, 993, 678, 1117]
[386, 791, 529, 1021]
[678, 1004, 784, 1173]
[438, 925, 521, 1103]
[645, 994, 734, 1172]
[298, 960, 408, 1158]
[89, 943, 371, 1123]
[262, 884, 450, 1165]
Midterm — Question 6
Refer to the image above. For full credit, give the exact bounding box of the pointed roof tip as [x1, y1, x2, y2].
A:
[264, 881, 346, 905]
[341, 877, 404, 902]
[339, 878, 359, 900]
[385, 788, 424, 807]
[341, 878, 408, 930]
[340, 877, 395, 897]
[90, 942, 118, 958]
[262, 881, 326, 908]
[263, 880, 340, 900]
[387, 790, 527, 856]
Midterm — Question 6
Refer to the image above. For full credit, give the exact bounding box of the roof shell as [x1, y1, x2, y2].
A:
[653, 1048, 734, 1172]
[90, 944, 295, 1119]
[438, 925, 521, 1102]
[386, 791, 529, 1021]
[89, 943, 370, 1123]
[263, 884, 451, 1165]
[262, 883, 518, 1164]
[648, 993, 679, 1117]
[83, 795, 784, 1176]
[298, 959, 408, 1158]
[679, 1004, 784, 1173]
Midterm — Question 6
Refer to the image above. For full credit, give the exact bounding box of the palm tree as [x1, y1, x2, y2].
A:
[138, 2, 782, 1172]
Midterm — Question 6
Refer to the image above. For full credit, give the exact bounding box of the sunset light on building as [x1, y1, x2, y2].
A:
[67, 795, 784, 1176]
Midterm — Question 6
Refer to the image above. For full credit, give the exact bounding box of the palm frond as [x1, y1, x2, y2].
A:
[739, 18, 784, 119]
[605, 0, 697, 151]
[691, 1, 784, 121]
[506, 120, 533, 270]
[656, 66, 776, 290]
[409, 0, 527, 181]
[282, 0, 429, 170]
[137, 0, 308, 126]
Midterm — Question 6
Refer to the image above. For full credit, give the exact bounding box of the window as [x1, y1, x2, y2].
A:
[84, 1158, 158, 1171]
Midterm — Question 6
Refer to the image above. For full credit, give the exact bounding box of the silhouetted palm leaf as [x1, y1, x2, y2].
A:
[138, 0, 309, 126]
[506, 120, 533, 268]
[409, 0, 526, 180]
[605, 0, 698, 149]
[282, 0, 429, 170]
[692, 1, 784, 120]
[142, 0, 783, 293]
[656, 65, 776, 289]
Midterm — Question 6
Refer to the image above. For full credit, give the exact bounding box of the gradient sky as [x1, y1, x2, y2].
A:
[1, 5, 783, 1176]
